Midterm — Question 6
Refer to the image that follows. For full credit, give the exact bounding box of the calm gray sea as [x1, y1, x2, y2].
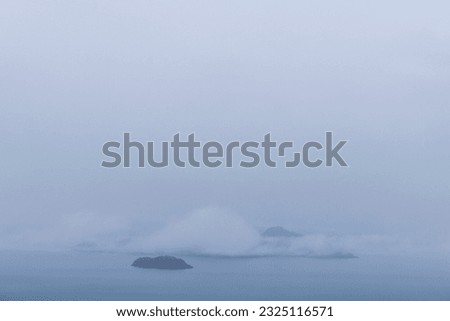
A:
[0, 251, 449, 300]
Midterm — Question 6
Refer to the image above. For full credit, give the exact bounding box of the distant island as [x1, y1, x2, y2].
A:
[262, 226, 302, 238]
[305, 252, 358, 259]
[132, 256, 193, 270]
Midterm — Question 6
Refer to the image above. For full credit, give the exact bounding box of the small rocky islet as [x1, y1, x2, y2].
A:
[131, 256, 193, 270]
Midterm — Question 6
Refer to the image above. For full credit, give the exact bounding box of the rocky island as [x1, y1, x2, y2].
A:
[132, 256, 193, 270]
[262, 226, 302, 238]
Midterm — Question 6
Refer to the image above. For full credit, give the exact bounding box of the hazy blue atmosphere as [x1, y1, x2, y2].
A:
[1, 0, 449, 300]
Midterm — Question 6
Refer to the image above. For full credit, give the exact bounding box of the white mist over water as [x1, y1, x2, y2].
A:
[135, 208, 261, 256]
[1, 206, 445, 258]
[72, 207, 441, 258]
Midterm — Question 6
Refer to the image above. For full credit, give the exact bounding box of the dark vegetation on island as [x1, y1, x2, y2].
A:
[262, 226, 302, 238]
[132, 256, 193, 270]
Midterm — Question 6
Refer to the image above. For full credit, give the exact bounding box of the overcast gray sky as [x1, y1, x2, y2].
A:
[0, 0, 449, 253]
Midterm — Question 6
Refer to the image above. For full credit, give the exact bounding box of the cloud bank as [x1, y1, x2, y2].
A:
[2, 207, 445, 258]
